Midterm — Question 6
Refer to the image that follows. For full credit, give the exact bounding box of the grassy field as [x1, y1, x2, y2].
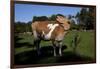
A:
[14, 31, 96, 65]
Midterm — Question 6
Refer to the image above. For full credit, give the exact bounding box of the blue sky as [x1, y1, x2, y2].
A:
[15, 3, 82, 23]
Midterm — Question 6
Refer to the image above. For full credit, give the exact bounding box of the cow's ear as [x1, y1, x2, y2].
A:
[56, 16, 67, 24]
[56, 16, 63, 24]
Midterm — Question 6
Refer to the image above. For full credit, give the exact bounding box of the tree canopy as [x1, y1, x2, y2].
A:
[75, 7, 95, 30]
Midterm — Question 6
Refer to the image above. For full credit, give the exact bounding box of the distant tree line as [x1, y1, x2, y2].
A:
[14, 21, 32, 33]
[14, 7, 95, 33]
[32, 14, 65, 22]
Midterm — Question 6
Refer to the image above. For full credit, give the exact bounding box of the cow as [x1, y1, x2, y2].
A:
[31, 14, 70, 56]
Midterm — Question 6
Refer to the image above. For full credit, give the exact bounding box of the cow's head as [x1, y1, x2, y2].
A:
[56, 15, 70, 31]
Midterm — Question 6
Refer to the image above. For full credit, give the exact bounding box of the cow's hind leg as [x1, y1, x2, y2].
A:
[34, 39, 41, 56]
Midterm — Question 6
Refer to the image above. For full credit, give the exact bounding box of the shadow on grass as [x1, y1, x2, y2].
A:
[14, 45, 94, 65]
[57, 52, 94, 63]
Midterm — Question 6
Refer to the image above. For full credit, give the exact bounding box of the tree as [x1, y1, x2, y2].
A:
[88, 7, 96, 29]
[32, 16, 49, 22]
[26, 21, 32, 32]
[49, 14, 56, 21]
[75, 7, 95, 30]
[14, 21, 32, 33]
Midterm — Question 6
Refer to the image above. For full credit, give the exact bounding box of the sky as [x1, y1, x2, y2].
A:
[15, 3, 82, 23]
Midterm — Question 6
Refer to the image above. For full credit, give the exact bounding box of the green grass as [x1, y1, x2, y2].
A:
[64, 31, 95, 58]
[14, 31, 96, 64]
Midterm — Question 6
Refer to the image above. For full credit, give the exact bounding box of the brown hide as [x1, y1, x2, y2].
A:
[31, 21, 51, 36]
[31, 15, 70, 40]
[32, 21, 67, 40]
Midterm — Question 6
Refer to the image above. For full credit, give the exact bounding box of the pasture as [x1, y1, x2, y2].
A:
[14, 31, 96, 65]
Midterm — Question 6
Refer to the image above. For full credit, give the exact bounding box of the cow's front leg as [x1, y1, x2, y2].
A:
[52, 41, 57, 56]
[53, 46, 56, 56]
[59, 41, 62, 56]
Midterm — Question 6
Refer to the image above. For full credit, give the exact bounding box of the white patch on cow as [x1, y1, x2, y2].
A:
[44, 24, 59, 40]
[47, 24, 53, 29]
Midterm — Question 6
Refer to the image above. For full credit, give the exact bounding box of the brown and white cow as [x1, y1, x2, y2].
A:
[31, 15, 70, 56]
